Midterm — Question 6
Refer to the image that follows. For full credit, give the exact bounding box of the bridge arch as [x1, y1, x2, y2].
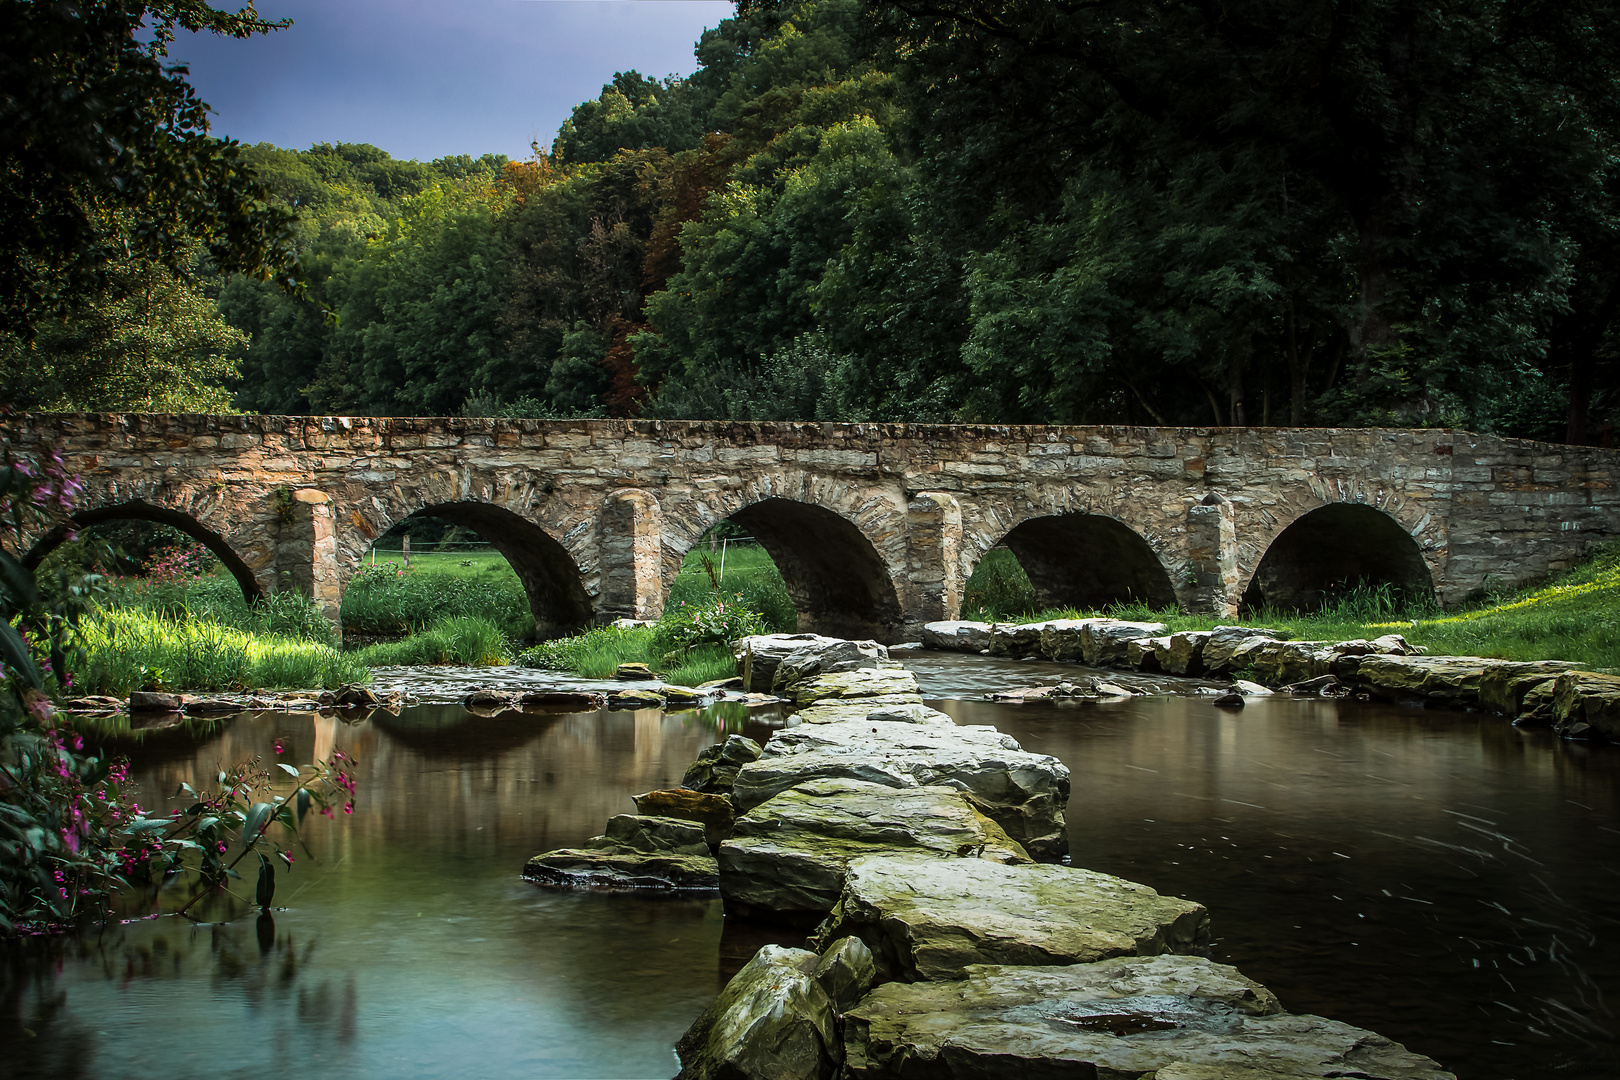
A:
[354, 501, 594, 639]
[1240, 502, 1435, 613]
[664, 491, 907, 643]
[968, 511, 1179, 612]
[23, 499, 265, 604]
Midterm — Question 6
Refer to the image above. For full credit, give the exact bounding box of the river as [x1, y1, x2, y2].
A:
[2, 652, 1616, 1079]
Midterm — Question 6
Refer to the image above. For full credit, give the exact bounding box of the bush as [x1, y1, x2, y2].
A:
[961, 548, 1038, 619]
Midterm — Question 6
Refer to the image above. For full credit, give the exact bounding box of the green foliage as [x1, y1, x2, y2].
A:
[348, 616, 510, 667]
[339, 559, 532, 641]
[960, 549, 1038, 621]
[653, 595, 766, 658]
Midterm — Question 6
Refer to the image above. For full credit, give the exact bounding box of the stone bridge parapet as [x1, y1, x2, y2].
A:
[9, 414, 1619, 643]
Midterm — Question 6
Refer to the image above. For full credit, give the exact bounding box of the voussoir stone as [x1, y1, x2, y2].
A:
[842, 954, 1454, 1080]
[813, 854, 1210, 982]
[734, 720, 1070, 860]
[719, 777, 1030, 925]
[674, 945, 839, 1080]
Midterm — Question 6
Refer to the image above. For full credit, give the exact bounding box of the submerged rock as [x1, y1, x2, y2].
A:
[182, 697, 240, 714]
[683, 735, 765, 795]
[517, 690, 607, 711]
[674, 945, 839, 1080]
[733, 720, 1070, 861]
[813, 854, 1209, 981]
[633, 788, 736, 846]
[719, 777, 1029, 925]
[842, 954, 1454, 1080]
[522, 848, 718, 892]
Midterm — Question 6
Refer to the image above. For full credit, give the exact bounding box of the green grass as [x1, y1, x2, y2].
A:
[349, 616, 511, 666]
[341, 557, 532, 640]
[667, 543, 797, 632]
[968, 544, 1620, 670]
[519, 626, 736, 686]
[72, 608, 370, 695]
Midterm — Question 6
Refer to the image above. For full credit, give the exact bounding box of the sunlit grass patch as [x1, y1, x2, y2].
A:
[348, 616, 512, 667]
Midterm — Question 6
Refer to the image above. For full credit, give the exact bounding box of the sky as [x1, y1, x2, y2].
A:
[168, 0, 735, 162]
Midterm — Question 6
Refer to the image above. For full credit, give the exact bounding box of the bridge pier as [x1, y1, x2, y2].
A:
[904, 492, 964, 626]
[598, 489, 664, 622]
[1181, 493, 1240, 617]
[277, 488, 344, 641]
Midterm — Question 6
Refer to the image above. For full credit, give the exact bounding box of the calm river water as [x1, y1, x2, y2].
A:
[2, 652, 1616, 1080]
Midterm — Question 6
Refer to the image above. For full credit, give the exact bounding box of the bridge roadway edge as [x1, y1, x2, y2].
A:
[8, 414, 1619, 643]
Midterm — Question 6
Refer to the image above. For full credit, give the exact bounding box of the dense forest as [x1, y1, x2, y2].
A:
[6, 0, 1620, 442]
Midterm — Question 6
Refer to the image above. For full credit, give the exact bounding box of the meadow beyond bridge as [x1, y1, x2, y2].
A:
[12, 414, 1620, 643]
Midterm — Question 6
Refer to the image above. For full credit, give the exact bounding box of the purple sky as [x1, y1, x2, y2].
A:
[169, 0, 734, 162]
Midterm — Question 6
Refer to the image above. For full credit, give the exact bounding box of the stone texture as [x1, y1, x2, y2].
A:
[633, 788, 736, 846]
[813, 854, 1209, 981]
[812, 935, 876, 1014]
[734, 720, 1070, 861]
[522, 848, 719, 892]
[842, 955, 1454, 1080]
[606, 688, 665, 710]
[1552, 671, 1620, 739]
[719, 777, 1030, 924]
[1478, 660, 1585, 715]
[1352, 655, 1495, 706]
[1165, 631, 1213, 675]
[1081, 619, 1169, 666]
[736, 634, 887, 692]
[128, 691, 181, 712]
[682, 735, 764, 795]
[20, 414, 1620, 642]
[771, 637, 887, 692]
[789, 667, 922, 707]
[1201, 627, 1286, 674]
[919, 621, 993, 652]
[588, 814, 709, 856]
[674, 945, 839, 1080]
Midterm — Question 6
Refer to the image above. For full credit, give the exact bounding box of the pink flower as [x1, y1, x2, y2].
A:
[273, 739, 284, 755]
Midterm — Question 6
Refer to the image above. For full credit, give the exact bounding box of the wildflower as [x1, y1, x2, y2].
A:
[273, 739, 284, 755]
[343, 802, 353, 815]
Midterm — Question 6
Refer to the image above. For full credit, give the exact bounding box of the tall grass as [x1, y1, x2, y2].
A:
[519, 625, 739, 686]
[667, 544, 797, 633]
[73, 609, 370, 695]
[340, 560, 533, 640]
[961, 548, 1038, 620]
[102, 574, 336, 643]
[349, 616, 511, 666]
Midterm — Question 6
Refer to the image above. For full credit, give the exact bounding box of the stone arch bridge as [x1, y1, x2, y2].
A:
[11, 414, 1620, 643]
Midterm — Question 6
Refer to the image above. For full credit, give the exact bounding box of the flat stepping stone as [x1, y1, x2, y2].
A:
[844, 955, 1453, 1079]
[523, 848, 717, 893]
[814, 854, 1208, 981]
[719, 777, 1029, 925]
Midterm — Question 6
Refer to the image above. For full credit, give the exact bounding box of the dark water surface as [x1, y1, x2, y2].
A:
[2, 652, 1617, 1079]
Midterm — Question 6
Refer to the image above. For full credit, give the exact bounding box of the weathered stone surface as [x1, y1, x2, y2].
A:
[719, 777, 1029, 924]
[633, 788, 736, 846]
[735, 720, 1070, 860]
[181, 697, 240, 714]
[332, 683, 379, 708]
[674, 945, 839, 1080]
[1082, 620, 1169, 666]
[812, 935, 876, 1014]
[1127, 635, 1174, 670]
[843, 955, 1454, 1080]
[587, 814, 710, 856]
[522, 848, 719, 892]
[614, 662, 658, 680]
[1352, 655, 1494, 706]
[790, 667, 921, 707]
[1552, 671, 1620, 739]
[920, 621, 993, 652]
[21, 414, 1620, 645]
[1233, 680, 1273, 696]
[1165, 630, 1212, 674]
[464, 689, 510, 708]
[683, 734, 765, 794]
[1478, 660, 1586, 715]
[736, 634, 887, 693]
[864, 702, 955, 725]
[606, 688, 665, 710]
[1201, 627, 1286, 674]
[814, 855, 1209, 981]
[128, 691, 181, 712]
[1247, 641, 1333, 686]
[772, 637, 887, 692]
[1034, 619, 1095, 660]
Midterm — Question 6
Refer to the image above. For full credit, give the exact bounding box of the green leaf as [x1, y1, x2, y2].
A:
[0, 620, 43, 691]
[276, 762, 300, 778]
[255, 854, 276, 909]
[243, 801, 274, 840]
[295, 788, 311, 824]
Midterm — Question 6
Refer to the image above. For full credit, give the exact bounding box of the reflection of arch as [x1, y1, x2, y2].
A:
[23, 500, 264, 604]
[681, 497, 905, 642]
[987, 513, 1177, 611]
[1241, 503, 1434, 613]
[384, 502, 592, 639]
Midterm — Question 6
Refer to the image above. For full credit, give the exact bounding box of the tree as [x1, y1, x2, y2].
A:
[0, 0, 301, 340]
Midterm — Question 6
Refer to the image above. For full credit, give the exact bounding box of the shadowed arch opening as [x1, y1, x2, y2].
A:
[376, 502, 593, 639]
[24, 500, 264, 604]
[696, 497, 905, 643]
[984, 513, 1177, 612]
[1240, 503, 1434, 613]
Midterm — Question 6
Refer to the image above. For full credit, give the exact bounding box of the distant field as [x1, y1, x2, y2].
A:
[362, 547, 509, 577]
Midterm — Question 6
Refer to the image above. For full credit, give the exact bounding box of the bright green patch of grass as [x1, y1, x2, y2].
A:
[73, 608, 369, 695]
[348, 616, 512, 666]
[340, 559, 533, 640]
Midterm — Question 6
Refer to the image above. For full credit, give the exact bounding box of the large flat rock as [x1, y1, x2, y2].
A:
[734, 634, 888, 693]
[1478, 660, 1585, 715]
[1352, 655, 1495, 706]
[675, 945, 839, 1080]
[919, 621, 993, 652]
[814, 854, 1209, 981]
[843, 955, 1454, 1079]
[719, 777, 1029, 924]
[790, 667, 922, 707]
[735, 721, 1070, 860]
[522, 848, 718, 892]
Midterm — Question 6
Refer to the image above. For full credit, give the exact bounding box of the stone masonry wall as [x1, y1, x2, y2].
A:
[9, 414, 1619, 641]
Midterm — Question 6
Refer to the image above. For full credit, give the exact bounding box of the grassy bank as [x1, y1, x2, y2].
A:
[521, 628, 738, 687]
[341, 557, 532, 640]
[968, 544, 1620, 671]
